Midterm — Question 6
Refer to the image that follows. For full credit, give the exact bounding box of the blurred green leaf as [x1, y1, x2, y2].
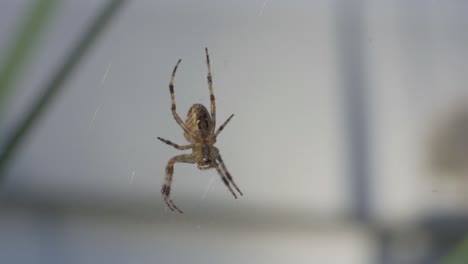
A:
[443, 236, 468, 264]
[0, 0, 59, 110]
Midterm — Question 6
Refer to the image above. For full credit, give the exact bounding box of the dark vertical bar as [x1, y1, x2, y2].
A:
[335, 0, 371, 220]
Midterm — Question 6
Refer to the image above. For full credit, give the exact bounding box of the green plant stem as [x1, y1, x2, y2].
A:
[0, 0, 58, 110]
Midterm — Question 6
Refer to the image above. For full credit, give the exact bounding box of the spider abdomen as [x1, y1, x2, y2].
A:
[184, 104, 213, 143]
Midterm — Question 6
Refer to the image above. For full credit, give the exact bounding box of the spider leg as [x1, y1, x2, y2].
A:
[157, 137, 193, 150]
[205, 48, 216, 132]
[213, 161, 238, 199]
[161, 154, 196, 213]
[168, 59, 196, 138]
[215, 114, 234, 138]
[217, 155, 243, 196]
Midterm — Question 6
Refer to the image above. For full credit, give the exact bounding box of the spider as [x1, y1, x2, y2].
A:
[157, 48, 243, 213]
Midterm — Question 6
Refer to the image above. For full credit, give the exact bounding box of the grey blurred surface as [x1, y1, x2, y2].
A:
[2, 0, 346, 213]
[1, 0, 468, 263]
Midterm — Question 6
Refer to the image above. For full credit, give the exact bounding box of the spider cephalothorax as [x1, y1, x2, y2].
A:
[157, 48, 242, 213]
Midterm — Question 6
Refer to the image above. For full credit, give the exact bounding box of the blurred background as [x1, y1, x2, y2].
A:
[1, 0, 468, 263]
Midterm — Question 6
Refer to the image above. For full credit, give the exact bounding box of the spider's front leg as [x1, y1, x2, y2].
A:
[213, 162, 238, 199]
[168, 59, 196, 138]
[217, 154, 243, 196]
[205, 48, 216, 132]
[162, 154, 196, 213]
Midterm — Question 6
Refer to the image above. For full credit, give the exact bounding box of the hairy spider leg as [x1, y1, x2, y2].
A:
[214, 161, 237, 199]
[205, 48, 216, 133]
[217, 155, 243, 196]
[157, 137, 193, 150]
[161, 154, 197, 213]
[215, 114, 234, 138]
[169, 59, 196, 138]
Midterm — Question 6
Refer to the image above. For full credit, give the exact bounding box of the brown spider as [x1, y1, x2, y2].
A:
[157, 48, 243, 213]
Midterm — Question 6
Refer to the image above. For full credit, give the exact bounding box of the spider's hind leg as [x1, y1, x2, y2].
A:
[161, 154, 196, 213]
